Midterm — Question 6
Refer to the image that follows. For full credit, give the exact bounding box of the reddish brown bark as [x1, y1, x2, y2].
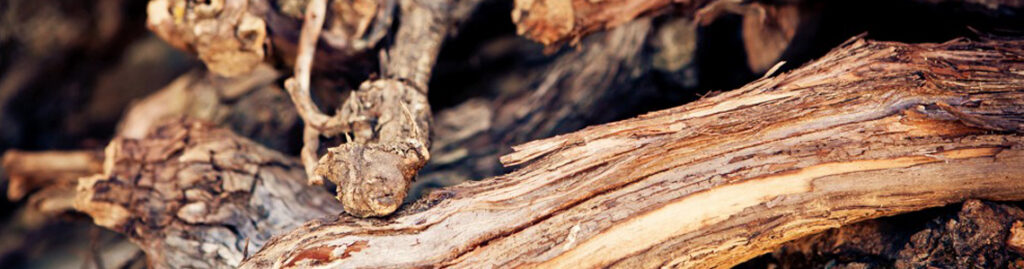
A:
[240, 37, 1024, 268]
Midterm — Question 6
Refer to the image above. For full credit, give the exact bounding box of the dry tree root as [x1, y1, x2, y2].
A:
[285, 0, 481, 217]
[241, 37, 1024, 268]
[73, 118, 342, 268]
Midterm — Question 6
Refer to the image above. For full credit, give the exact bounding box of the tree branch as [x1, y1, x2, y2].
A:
[242, 37, 1024, 268]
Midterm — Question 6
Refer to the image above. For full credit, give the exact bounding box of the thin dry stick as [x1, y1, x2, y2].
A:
[284, 0, 353, 183]
[284, 0, 334, 130]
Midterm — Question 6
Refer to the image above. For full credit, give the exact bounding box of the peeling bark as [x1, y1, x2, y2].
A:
[74, 118, 341, 268]
[242, 38, 1024, 268]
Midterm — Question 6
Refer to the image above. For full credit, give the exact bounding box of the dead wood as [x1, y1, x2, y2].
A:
[1, 150, 102, 201]
[758, 200, 1024, 268]
[145, 0, 390, 77]
[241, 37, 1024, 268]
[287, 0, 484, 217]
[511, 0, 1022, 69]
[511, 0, 698, 47]
[118, 63, 301, 153]
[2, 63, 300, 220]
[0, 150, 102, 221]
[73, 118, 341, 268]
[419, 17, 663, 187]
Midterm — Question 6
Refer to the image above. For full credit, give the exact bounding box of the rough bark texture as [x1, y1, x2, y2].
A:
[752, 200, 1024, 268]
[73, 118, 341, 268]
[2, 63, 304, 268]
[2, 63, 302, 218]
[145, 0, 389, 77]
[417, 17, 665, 190]
[239, 37, 1024, 268]
[288, 0, 482, 217]
[896, 201, 1024, 268]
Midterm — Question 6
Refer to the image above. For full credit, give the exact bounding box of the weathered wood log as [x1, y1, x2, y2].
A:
[73, 118, 341, 268]
[241, 37, 1024, 268]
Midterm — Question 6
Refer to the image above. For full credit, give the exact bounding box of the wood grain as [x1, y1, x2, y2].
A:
[241, 37, 1024, 268]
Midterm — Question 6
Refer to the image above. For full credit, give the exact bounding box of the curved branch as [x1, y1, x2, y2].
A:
[242, 37, 1024, 268]
[295, 0, 484, 217]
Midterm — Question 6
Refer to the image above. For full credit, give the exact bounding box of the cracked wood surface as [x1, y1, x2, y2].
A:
[241, 37, 1024, 268]
[73, 118, 341, 268]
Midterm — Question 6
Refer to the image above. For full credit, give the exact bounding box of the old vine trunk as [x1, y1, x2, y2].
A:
[235, 37, 1024, 268]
